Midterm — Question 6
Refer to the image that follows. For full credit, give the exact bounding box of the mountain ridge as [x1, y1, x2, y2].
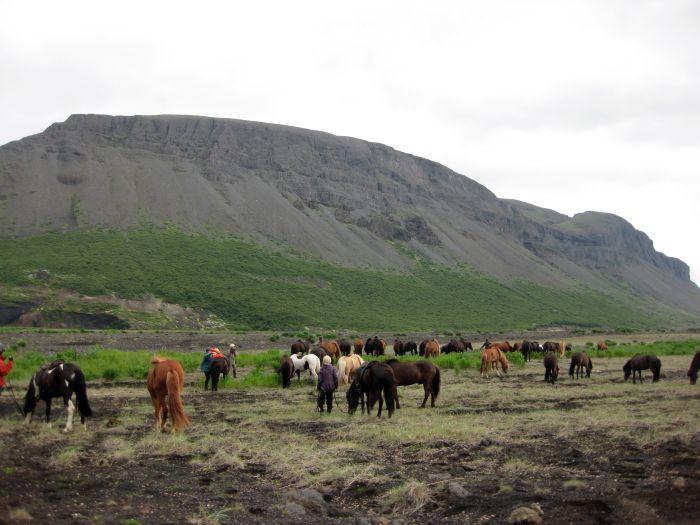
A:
[1, 113, 698, 323]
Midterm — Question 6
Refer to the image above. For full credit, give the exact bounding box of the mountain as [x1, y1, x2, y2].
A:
[0, 114, 698, 329]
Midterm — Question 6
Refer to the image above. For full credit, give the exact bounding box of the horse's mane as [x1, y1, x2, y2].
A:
[151, 355, 168, 364]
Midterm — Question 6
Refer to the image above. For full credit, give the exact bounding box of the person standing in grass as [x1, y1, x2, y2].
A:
[0, 343, 13, 397]
[317, 355, 338, 414]
[228, 343, 237, 378]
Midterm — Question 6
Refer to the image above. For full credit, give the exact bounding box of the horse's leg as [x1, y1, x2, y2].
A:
[204, 372, 210, 391]
[376, 389, 383, 418]
[161, 396, 169, 431]
[63, 395, 75, 433]
[212, 372, 218, 392]
[420, 382, 429, 408]
[45, 398, 53, 427]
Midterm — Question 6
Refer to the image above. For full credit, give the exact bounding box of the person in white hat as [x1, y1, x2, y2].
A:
[228, 343, 238, 378]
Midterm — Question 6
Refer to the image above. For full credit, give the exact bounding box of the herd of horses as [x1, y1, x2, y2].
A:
[13, 338, 700, 432]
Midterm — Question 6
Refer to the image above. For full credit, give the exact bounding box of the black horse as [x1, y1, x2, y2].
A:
[23, 360, 92, 432]
[346, 361, 396, 418]
[364, 336, 384, 357]
[544, 354, 559, 384]
[339, 340, 352, 356]
[520, 340, 539, 362]
[204, 355, 231, 391]
[624, 354, 661, 383]
[278, 356, 294, 388]
[310, 346, 328, 362]
[569, 352, 593, 379]
[688, 351, 700, 385]
[290, 339, 310, 355]
[441, 339, 464, 354]
[403, 341, 418, 356]
[542, 341, 559, 354]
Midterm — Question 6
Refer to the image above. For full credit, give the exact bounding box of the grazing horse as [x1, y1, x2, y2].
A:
[319, 340, 341, 360]
[687, 351, 700, 385]
[23, 360, 92, 433]
[290, 353, 321, 382]
[278, 355, 294, 388]
[337, 354, 364, 386]
[146, 358, 189, 432]
[364, 336, 384, 357]
[558, 341, 570, 357]
[403, 341, 418, 356]
[520, 340, 539, 362]
[393, 339, 405, 356]
[624, 355, 661, 384]
[442, 339, 465, 354]
[346, 362, 396, 418]
[353, 338, 364, 356]
[569, 352, 593, 379]
[480, 347, 509, 378]
[512, 341, 524, 353]
[386, 359, 440, 408]
[597, 341, 608, 351]
[542, 341, 559, 354]
[544, 354, 559, 384]
[424, 339, 440, 358]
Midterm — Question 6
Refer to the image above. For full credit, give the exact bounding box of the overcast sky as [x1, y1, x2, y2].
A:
[2, 0, 699, 283]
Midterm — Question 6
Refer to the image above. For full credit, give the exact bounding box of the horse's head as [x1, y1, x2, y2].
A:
[623, 361, 631, 381]
[346, 383, 360, 415]
[688, 369, 697, 385]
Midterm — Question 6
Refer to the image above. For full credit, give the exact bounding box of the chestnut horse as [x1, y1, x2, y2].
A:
[558, 341, 570, 357]
[424, 339, 440, 358]
[337, 354, 364, 386]
[319, 340, 341, 360]
[489, 341, 513, 352]
[597, 341, 608, 351]
[147, 358, 189, 432]
[480, 347, 509, 378]
[353, 338, 364, 356]
[386, 359, 440, 408]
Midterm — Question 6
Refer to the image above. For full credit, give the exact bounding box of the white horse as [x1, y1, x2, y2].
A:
[290, 353, 320, 383]
[337, 354, 364, 386]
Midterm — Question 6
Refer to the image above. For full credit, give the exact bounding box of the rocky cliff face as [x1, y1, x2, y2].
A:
[1, 114, 697, 314]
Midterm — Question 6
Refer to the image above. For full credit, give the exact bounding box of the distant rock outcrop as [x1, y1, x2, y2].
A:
[1, 114, 698, 316]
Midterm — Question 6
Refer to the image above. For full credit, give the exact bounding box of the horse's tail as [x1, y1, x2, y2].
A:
[384, 381, 396, 416]
[432, 367, 441, 399]
[338, 358, 347, 385]
[73, 368, 93, 418]
[568, 359, 576, 378]
[23, 374, 37, 415]
[166, 370, 190, 430]
[479, 354, 487, 375]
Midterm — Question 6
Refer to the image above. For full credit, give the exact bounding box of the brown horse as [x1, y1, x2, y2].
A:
[544, 354, 559, 384]
[319, 340, 341, 360]
[597, 341, 608, 351]
[147, 358, 190, 433]
[512, 341, 524, 353]
[569, 352, 592, 379]
[687, 351, 700, 384]
[337, 354, 364, 386]
[624, 354, 661, 383]
[353, 338, 364, 355]
[489, 341, 513, 352]
[386, 359, 440, 408]
[424, 339, 440, 358]
[480, 347, 509, 378]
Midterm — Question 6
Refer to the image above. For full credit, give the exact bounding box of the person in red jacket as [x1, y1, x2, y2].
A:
[0, 343, 14, 396]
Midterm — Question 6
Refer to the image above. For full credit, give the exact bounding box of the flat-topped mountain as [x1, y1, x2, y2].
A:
[1, 114, 698, 325]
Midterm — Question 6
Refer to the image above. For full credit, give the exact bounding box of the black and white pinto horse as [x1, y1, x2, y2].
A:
[23, 360, 92, 432]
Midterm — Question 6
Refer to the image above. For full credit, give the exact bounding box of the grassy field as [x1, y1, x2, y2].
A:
[0, 230, 695, 332]
[1, 348, 698, 524]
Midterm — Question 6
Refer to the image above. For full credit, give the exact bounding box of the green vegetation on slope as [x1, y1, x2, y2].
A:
[0, 230, 692, 331]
